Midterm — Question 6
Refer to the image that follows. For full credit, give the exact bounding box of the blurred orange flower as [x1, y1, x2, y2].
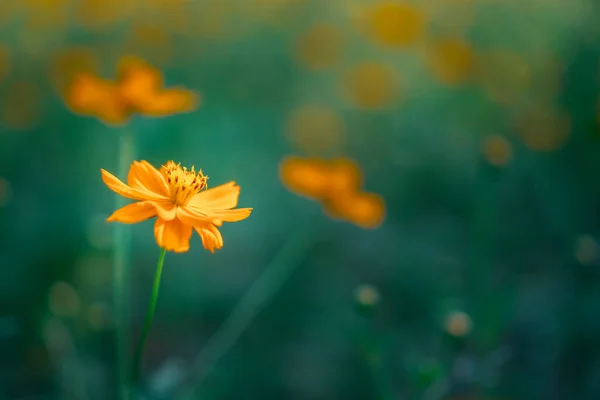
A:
[65, 56, 199, 125]
[102, 160, 252, 253]
[279, 156, 385, 229]
[323, 192, 386, 230]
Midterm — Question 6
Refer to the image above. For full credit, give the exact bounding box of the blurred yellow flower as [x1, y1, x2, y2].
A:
[101, 160, 252, 253]
[295, 23, 343, 70]
[365, 2, 426, 48]
[426, 37, 473, 85]
[343, 62, 398, 109]
[65, 56, 199, 125]
[279, 156, 385, 229]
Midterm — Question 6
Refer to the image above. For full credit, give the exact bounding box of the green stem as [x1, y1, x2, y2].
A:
[131, 247, 167, 387]
[114, 130, 134, 400]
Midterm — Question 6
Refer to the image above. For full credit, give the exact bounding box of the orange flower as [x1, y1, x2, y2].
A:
[279, 156, 361, 201]
[65, 56, 199, 125]
[279, 155, 385, 229]
[68, 74, 129, 124]
[102, 160, 252, 253]
[323, 192, 386, 229]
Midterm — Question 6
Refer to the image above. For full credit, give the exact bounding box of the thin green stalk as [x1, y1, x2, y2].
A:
[132, 247, 167, 387]
[114, 130, 134, 400]
[177, 222, 316, 399]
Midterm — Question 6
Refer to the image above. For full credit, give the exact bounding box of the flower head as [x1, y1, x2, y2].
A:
[279, 155, 385, 229]
[65, 56, 199, 125]
[102, 160, 252, 253]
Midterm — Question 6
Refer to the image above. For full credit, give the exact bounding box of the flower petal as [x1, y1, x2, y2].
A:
[322, 191, 385, 229]
[154, 202, 177, 221]
[101, 169, 168, 202]
[133, 88, 200, 116]
[107, 201, 157, 223]
[180, 205, 252, 225]
[328, 158, 363, 195]
[201, 208, 253, 223]
[127, 160, 169, 197]
[279, 156, 331, 200]
[154, 217, 192, 253]
[66, 73, 131, 125]
[194, 223, 224, 253]
[189, 181, 240, 210]
[177, 206, 210, 226]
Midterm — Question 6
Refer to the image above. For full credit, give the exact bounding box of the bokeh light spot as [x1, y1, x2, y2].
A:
[42, 317, 69, 353]
[354, 284, 381, 307]
[474, 50, 531, 104]
[343, 62, 397, 109]
[482, 135, 512, 167]
[365, 2, 426, 48]
[296, 23, 343, 70]
[575, 235, 598, 266]
[445, 310, 472, 337]
[48, 281, 81, 318]
[426, 37, 473, 85]
[286, 105, 344, 154]
[87, 303, 113, 331]
[0, 81, 43, 130]
[514, 103, 571, 151]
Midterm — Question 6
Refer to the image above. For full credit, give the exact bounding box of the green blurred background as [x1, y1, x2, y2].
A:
[2, 0, 600, 399]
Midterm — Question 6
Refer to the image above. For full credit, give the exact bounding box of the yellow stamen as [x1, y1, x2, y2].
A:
[161, 161, 208, 206]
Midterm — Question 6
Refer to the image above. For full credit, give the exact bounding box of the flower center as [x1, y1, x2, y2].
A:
[161, 161, 208, 206]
